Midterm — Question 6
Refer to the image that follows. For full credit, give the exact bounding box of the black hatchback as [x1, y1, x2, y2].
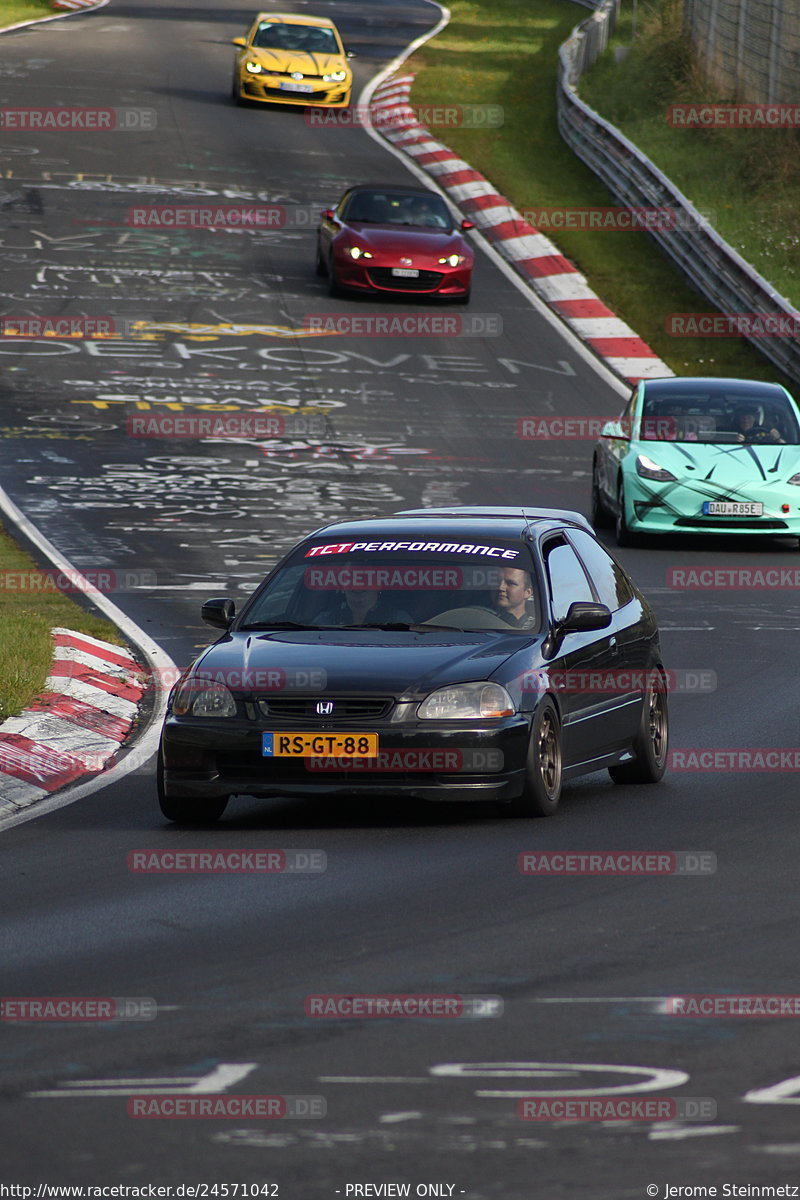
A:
[157, 507, 668, 823]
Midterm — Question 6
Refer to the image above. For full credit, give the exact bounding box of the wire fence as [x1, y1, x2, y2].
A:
[683, 0, 800, 104]
[557, 0, 800, 385]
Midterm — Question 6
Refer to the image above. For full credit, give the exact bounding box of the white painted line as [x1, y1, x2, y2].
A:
[318, 1076, 430, 1084]
[28, 1063, 257, 1099]
[431, 1061, 689, 1097]
[648, 1125, 740, 1140]
[744, 1074, 800, 1105]
[379, 1112, 423, 1123]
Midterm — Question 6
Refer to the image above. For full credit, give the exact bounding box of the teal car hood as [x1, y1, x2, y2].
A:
[633, 440, 800, 487]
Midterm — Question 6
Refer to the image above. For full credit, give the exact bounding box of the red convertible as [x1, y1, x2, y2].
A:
[316, 184, 474, 302]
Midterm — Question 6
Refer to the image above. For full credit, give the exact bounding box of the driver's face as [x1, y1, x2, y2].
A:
[738, 412, 756, 430]
[493, 568, 533, 618]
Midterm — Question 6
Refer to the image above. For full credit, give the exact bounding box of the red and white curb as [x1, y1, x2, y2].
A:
[370, 74, 672, 385]
[52, 0, 100, 8]
[0, 628, 144, 811]
[0, 0, 108, 35]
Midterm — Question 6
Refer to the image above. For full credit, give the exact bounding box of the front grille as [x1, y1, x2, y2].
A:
[260, 85, 329, 100]
[673, 516, 787, 530]
[366, 267, 443, 291]
[256, 696, 394, 722]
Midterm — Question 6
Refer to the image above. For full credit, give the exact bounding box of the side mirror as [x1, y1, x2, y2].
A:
[460, 218, 475, 231]
[346, 50, 356, 59]
[320, 208, 335, 220]
[201, 597, 236, 630]
[559, 601, 612, 634]
[231, 36, 246, 47]
[600, 419, 629, 441]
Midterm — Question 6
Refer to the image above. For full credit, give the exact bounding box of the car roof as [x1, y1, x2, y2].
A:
[306, 507, 596, 542]
[253, 12, 338, 28]
[643, 377, 791, 399]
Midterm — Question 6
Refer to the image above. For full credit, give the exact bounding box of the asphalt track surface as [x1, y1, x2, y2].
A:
[2, 1, 800, 1195]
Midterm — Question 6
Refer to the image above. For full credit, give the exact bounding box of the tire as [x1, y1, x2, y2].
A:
[506, 701, 563, 817]
[591, 459, 612, 528]
[327, 256, 341, 297]
[157, 749, 228, 824]
[315, 241, 327, 277]
[232, 77, 245, 106]
[615, 478, 638, 547]
[609, 673, 669, 784]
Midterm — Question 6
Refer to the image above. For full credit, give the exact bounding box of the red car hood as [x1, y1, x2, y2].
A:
[344, 224, 471, 258]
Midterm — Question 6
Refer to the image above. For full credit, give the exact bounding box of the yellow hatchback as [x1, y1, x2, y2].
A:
[232, 12, 353, 108]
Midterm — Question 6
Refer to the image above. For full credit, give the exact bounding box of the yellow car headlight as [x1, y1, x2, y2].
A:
[347, 246, 373, 260]
[438, 254, 465, 267]
[245, 61, 263, 74]
[323, 70, 348, 82]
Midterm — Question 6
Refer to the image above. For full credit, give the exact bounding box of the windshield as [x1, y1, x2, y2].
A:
[640, 389, 800, 445]
[342, 191, 453, 230]
[253, 23, 339, 53]
[240, 539, 541, 633]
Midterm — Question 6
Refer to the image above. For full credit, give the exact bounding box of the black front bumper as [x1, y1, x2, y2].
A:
[160, 715, 532, 803]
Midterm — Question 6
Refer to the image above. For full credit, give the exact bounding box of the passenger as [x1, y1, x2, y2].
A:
[490, 567, 538, 629]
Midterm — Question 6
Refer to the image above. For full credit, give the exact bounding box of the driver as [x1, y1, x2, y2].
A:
[490, 567, 538, 629]
[734, 405, 785, 444]
[312, 586, 412, 627]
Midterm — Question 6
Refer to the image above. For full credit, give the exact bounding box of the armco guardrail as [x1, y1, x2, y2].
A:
[557, 0, 800, 386]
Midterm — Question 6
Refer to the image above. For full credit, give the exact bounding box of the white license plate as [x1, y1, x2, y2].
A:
[391, 268, 419, 278]
[279, 82, 314, 93]
[702, 501, 763, 516]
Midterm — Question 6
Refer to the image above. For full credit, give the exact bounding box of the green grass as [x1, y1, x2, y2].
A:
[0, 0, 57, 27]
[581, 0, 800, 310]
[0, 525, 125, 720]
[406, 0, 794, 386]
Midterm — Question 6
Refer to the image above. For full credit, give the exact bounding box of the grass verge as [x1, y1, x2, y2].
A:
[581, 0, 800, 312]
[0, 524, 125, 720]
[0, 0, 58, 28]
[405, 0, 794, 387]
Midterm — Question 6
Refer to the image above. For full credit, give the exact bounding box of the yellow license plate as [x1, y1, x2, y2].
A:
[262, 732, 379, 758]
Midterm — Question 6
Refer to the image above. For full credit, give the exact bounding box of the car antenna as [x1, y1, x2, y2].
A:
[520, 509, 536, 542]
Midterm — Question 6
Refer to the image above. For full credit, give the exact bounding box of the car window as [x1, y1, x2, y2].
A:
[543, 539, 595, 622]
[640, 389, 800, 444]
[342, 191, 452, 230]
[567, 530, 634, 612]
[239, 539, 542, 633]
[619, 388, 637, 438]
[253, 23, 339, 53]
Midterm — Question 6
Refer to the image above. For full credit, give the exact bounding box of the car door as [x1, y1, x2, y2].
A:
[566, 528, 653, 748]
[541, 535, 622, 767]
[598, 385, 638, 509]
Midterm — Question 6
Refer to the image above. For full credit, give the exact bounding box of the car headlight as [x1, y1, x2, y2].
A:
[172, 679, 237, 718]
[418, 682, 515, 720]
[245, 61, 263, 74]
[347, 246, 373, 260]
[788, 473, 800, 486]
[635, 453, 677, 482]
[323, 70, 347, 82]
[438, 254, 465, 267]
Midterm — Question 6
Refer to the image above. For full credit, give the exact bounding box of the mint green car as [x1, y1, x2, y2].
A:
[592, 377, 800, 546]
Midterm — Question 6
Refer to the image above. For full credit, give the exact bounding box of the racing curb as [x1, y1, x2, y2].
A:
[369, 74, 673, 385]
[0, 628, 145, 810]
[0, 0, 108, 36]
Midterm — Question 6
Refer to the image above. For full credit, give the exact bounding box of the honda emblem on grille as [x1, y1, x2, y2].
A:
[315, 701, 334, 715]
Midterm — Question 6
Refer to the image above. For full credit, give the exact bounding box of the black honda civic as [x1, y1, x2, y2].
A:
[157, 507, 668, 823]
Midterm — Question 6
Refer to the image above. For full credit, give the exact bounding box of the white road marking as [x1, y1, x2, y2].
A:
[318, 1076, 429, 1084]
[379, 1112, 423, 1123]
[648, 1125, 740, 1140]
[430, 1061, 689, 1097]
[28, 1062, 256, 1098]
[744, 1074, 800, 1105]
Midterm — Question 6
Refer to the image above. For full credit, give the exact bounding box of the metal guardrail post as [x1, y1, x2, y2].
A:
[556, 0, 800, 384]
